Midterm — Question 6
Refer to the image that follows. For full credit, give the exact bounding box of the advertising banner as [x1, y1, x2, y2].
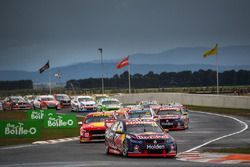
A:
[0, 121, 40, 138]
[27, 109, 56, 120]
[44, 113, 77, 128]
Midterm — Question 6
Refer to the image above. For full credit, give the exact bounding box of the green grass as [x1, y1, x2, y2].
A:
[204, 146, 250, 154]
[187, 105, 250, 119]
[187, 105, 250, 154]
[0, 111, 82, 146]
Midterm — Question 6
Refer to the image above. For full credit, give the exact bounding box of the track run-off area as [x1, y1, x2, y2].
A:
[0, 109, 249, 167]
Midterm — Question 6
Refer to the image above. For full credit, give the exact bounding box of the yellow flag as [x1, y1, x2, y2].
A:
[203, 44, 218, 58]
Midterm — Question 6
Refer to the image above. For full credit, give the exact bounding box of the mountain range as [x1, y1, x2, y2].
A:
[1, 45, 250, 83]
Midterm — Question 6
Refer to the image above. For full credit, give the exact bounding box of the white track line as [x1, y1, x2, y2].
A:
[181, 111, 248, 153]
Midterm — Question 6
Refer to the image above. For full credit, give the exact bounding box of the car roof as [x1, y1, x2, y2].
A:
[100, 98, 119, 102]
[39, 95, 54, 98]
[76, 95, 92, 99]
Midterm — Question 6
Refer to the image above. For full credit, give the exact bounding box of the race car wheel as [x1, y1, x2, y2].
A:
[122, 140, 128, 157]
[77, 106, 79, 112]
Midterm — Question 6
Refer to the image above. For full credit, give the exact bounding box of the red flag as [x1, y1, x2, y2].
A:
[116, 57, 129, 69]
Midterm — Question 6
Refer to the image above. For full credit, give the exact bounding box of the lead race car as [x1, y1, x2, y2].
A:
[79, 111, 115, 142]
[105, 120, 177, 157]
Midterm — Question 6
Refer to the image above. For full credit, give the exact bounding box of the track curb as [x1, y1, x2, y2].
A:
[32, 136, 79, 145]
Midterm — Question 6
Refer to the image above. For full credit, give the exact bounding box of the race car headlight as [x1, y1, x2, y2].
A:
[166, 138, 175, 144]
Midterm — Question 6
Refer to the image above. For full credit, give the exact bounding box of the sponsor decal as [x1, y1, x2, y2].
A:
[146, 144, 165, 149]
[126, 121, 155, 125]
[44, 114, 77, 128]
[28, 109, 56, 120]
[130, 139, 143, 144]
[0, 121, 40, 138]
[137, 135, 168, 139]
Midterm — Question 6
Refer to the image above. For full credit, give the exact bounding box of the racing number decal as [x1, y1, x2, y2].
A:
[114, 134, 125, 149]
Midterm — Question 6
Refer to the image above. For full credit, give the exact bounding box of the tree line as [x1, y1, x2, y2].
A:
[66, 69, 250, 89]
[0, 80, 33, 90]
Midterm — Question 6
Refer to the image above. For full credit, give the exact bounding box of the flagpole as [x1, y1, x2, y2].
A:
[216, 51, 219, 94]
[98, 48, 104, 95]
[49, 65, 51, 95]
[128, 56, 131, 94]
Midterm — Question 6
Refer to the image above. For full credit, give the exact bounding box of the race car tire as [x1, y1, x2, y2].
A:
[77, 106, 79, 112]
[122, 140, 128, 157]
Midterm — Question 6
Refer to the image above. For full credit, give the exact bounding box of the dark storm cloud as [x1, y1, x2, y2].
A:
[0, 0, 250, 71]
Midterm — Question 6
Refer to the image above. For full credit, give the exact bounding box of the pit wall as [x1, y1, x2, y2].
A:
[113, 93, 250, 109]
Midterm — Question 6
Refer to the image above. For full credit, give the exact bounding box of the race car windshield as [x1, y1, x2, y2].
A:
[157, 110, 180, 115]
[56, 95, 69, 100]
[85, 116, 113, 123]
[128, 111, 152, 118]
[78, 98, 92, 102]
[115, 113, 126, 120]
[126, 123, 163, 133]
[41, 97, 54, 101]
[11, 97, 24, 102]
[102, 101, 119, 105]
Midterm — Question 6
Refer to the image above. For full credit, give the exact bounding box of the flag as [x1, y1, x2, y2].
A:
[39, 61, 50, 73]
[203, 44, 218, 58]
[116, 56, 129, 69]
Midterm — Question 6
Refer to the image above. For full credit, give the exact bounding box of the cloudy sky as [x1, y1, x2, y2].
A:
[0, 0, 250, 71]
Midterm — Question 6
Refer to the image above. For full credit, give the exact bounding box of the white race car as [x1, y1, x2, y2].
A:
[71, 96, 97, 112]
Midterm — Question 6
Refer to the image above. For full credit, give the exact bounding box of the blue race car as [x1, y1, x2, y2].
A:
[105, 119, 177, 157]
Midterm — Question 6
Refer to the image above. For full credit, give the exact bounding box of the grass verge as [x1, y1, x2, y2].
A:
[204, 146, 250, 154]
[187, 105, 250, 119]
[187, 105, 250, 154]
[0, 111, 82, 146]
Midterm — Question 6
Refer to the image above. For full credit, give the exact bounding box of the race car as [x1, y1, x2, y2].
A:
[93, 94, 109, 103]
[54, 94, 71, 108]
[71, 96, 97, 112]
[137, 100, 161, 112]
[3, 96, 32, 110]
[105, 108, 128, 128]
[33, 95, 61, 110]
[97, 98, 122, 111]
[155, 107, 189, 130]
[23, 95, 36, 105]
[105, 120, 177, 157]
[79, 112, 114, 142]
[0, 101, 3, 111]
[125, 108, 155, 120]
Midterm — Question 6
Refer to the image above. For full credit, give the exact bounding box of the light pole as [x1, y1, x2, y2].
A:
[98, 48, 104, 95]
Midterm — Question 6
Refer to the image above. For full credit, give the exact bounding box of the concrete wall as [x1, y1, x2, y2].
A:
[113, 93, 250, 109]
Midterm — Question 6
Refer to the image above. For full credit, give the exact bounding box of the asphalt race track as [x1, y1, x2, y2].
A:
[0, 109, 248, 167]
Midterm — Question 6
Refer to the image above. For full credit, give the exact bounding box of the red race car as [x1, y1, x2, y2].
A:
[54, 94, 71, 108]
[33, 95, 61, 110]
[3, 96, 32, 110]
[80, 112, 115, 142]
